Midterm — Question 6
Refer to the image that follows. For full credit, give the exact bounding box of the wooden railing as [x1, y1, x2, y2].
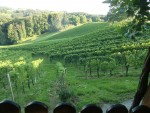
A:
[1, 100, 150, 113]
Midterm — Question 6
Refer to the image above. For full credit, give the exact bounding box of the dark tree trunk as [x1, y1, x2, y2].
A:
[22, 82, 25, 94]
[28, 79, 30, 89]
[97, 68, 100, 78]
[125, 65, 129, 76]
[37, 70, 41, 77]
[89, 67, 92, 76]
[83, 64, 86, 72]
[15, 81, 17, 89]
[2, 81, 6, 89]
[89, 61, 92, 76]
[109, 69, 113, 76]
[96, 59, 100, 78]
[32, 79, 34, 86]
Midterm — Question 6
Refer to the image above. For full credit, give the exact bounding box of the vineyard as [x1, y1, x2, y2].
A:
[0, 22, 150, 110]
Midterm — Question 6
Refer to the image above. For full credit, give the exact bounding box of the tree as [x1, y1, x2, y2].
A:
[107, 58, 116, 76]
[25, 17, 34, 37]
[33, 15, 41, 35]
[48, 13, 63, 32]
[100, 61, 109, 75]
[80, 15, 87, 24]
[69, 15, 80, 26]
[0, 26, 6, 45]
[20, 20, 26, 38]
[15, 20, 26, 40]
[61, 13, 69, 26]
[105, 0, 150, 113]
[40, 14, 49, 33]
[7, 24, 19, 44]
[105, 8, 127, 22]
[121, 51, 133, 76]
[104, 0, 150, 38]
[92, 16, 102, 22]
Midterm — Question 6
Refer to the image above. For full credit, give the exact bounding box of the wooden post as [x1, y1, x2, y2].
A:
[7, 73, 15, 101]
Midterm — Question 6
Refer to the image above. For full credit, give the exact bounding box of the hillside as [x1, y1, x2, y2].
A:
[0, 7, 104, 45]
[0, 22, 150, 111]
[18, 22, 109, 44]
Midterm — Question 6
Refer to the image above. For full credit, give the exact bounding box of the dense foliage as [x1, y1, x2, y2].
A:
[0, 49, 43, 93]
[104, 0, 150, 38]
[0, 7, 104, 45]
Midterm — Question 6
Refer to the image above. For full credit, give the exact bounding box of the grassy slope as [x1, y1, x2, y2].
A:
[45, 22, 109, 41]
[21, 22, 109, 44]
[0, 23, 109, 48]
[0, 22, 141, 111]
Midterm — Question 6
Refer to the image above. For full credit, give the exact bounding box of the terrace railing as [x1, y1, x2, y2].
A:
[0, 100, 150, 113]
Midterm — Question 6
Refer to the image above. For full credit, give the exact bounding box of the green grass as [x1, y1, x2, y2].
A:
[45, 22, 109, 41]
[65, 65, 139, 110]
[20, 22, 109, 45]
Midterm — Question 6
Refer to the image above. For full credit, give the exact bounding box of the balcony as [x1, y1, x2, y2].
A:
[0, 100, 150, 113]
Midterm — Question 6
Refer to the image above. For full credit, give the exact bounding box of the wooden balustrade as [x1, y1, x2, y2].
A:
[0, 100, 150, 113]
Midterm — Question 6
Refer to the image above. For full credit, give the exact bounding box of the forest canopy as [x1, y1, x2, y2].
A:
[0, 7, 104, 45]
[104, 0, 150, 38]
